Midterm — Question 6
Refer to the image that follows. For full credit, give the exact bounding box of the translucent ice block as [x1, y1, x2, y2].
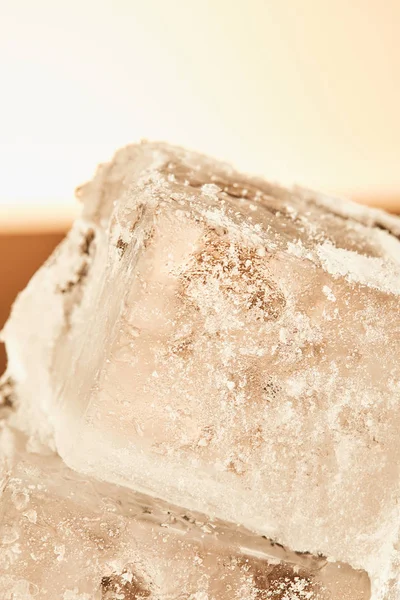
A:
[2, 143, 400, 596]
[0, 428, 370, 600]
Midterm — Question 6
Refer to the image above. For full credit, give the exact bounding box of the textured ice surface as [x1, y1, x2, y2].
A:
[2, 142, 400, 598]
[0, 427, 370, 600]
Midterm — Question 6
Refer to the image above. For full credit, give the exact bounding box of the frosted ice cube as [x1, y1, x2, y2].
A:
[2, 143, 400, 597]
[0, 428, 370, 600]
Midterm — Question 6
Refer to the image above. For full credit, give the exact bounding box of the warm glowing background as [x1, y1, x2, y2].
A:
[1, 0, 400, 233]
[0, 0, 400, 369]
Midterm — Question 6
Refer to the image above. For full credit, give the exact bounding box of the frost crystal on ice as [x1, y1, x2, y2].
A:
[1, 142, 400, 599]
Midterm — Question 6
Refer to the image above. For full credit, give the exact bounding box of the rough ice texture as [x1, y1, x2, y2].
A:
[1, 142, 400, 598]
[0, 426, 369, 600]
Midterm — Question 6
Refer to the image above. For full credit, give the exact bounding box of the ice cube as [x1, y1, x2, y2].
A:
[0, 427, 370, 600]
[2, 143, 400, 597]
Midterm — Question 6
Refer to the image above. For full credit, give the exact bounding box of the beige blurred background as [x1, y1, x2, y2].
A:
[0, 0, 400, 370]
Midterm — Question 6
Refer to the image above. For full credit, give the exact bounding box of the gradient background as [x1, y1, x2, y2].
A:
[0, 0, 400, 369]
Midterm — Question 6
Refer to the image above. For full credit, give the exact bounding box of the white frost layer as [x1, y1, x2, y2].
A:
[317, 241, 400, 296]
